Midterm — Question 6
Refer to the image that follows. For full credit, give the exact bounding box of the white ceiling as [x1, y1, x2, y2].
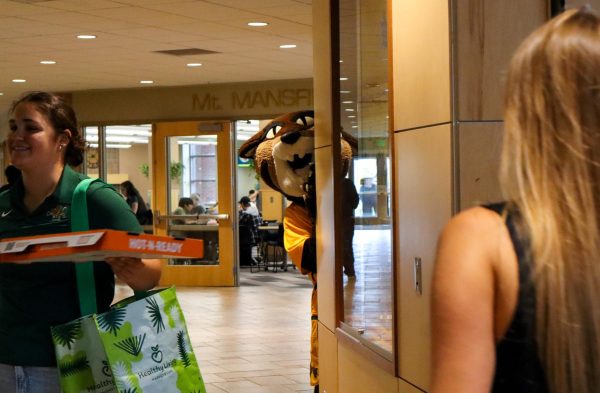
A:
[0, 0, 313, 108]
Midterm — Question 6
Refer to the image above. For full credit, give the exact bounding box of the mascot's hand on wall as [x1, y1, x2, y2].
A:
[302, 162, 317, 220]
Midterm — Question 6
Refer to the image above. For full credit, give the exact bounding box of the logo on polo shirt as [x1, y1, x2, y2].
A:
[0, 209, 12, 218]
[47, 205, 67, 222]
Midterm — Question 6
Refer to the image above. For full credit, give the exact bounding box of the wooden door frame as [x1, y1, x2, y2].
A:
[152, 120, 235, 286]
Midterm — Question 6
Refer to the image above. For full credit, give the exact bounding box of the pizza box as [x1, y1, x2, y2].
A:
[0, 230, 203, 263]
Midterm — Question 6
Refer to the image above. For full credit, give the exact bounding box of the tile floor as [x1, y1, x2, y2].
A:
[116, 268, 314, 393]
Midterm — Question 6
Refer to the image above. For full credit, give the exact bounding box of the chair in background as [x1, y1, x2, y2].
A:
[239, 224, 259, 269]
[260, 223, 287, 272]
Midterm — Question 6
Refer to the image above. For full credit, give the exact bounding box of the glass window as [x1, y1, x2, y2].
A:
[167, 135, 219, 265]
[339, 0, 393, 356]
[83, 125, 153, 232]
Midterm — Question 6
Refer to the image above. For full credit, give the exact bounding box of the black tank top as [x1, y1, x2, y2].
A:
[484, 203, 548, 393]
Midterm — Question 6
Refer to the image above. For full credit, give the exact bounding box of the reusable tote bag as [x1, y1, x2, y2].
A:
[51, 178, 206, 393]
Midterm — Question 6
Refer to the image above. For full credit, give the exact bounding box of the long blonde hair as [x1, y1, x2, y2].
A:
[501, 7, 600, 392]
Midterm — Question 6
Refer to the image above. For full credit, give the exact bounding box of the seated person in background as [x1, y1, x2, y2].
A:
[245, 189, 260, 217]
[0, 165, 21, 193]
[172, 197, 195, 225]
[190, 192, 205, 215]
[238, 196, 262, 266]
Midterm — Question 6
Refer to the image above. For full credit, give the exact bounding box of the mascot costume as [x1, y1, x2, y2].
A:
[239, 110, 356, 392]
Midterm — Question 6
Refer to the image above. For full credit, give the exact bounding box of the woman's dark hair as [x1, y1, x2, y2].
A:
[178, 197, 194, 208]
[10, 91, 85, 167]
[120, 180, 140, 198]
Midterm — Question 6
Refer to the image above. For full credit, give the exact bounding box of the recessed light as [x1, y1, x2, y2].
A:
[40, 60, 56, 65]
[342, 101, 354, 104]
[12, 79, 26, 83]
[77, 34, 97, 39]
[140, 80, 154, 84]
[186, 63, 203, 67]
[340, 77, 348, 81]
[0, 93, 3, 96]
[339, 60, 344, 63]
[348, 115, 356, 118]
[352, 125, 358, 128]
[345, 108, 354, 112]
[340, 90, 351, 94]
[279, 44, 297, 49]
[248, 22, 268, 27]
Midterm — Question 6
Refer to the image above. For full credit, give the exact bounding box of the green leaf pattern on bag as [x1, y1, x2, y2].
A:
[59, 352, 90, 376]
[96, 308, 127, 336]
[177, 331, 191, 368]
[145, 297, 165, 333]
[52, 318, 82, 350]
[52, 315, 117, 393]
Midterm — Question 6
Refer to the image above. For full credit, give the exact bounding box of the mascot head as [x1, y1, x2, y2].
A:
[239, 110, 357, 203]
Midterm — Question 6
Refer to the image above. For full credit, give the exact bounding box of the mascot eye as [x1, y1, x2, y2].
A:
[296, 115, 314, 128]
[265, 125, 281, 139]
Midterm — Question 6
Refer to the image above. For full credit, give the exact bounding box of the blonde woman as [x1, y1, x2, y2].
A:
[431, 7, 600, 393]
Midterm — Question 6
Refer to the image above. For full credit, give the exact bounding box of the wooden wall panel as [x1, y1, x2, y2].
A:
[316, 145, 338, 330]
[392, 0, 451, 131]
[338, 336, 398, 393]
[319, 323, 339, 393]
[313, 0, 334, 150]
[394, 124, 452, 390]
[458, 122, 504, 210]
[455, 0, 547, 121]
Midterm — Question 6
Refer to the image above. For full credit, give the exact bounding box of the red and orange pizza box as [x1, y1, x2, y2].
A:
[0, 230, 203, 263]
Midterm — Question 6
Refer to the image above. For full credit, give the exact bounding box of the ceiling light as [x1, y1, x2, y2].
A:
[340, 77, 348, 81]
[89, 143, 131, 149]
[345, 108, 355, 112]
[77, 34, 96, 39]
[348, 115, 356, 118]
[186, 63, 202, 67]
[279, 44, 297, 49]
[248, 22, 268, 27]
[352, 125, 358, 128]
[342, 101, 354, 104]
[0, 93, 3, 96]
[12, 79, 26, 83]
[40, 60, 56, 65]
[140, 80, 154, 84]
[340, 90, 351, 94]
[339, 60, 343, 63]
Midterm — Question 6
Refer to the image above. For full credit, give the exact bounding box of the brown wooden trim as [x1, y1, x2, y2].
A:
[329, 0, 345, 333]
[387, 0, 400, 378]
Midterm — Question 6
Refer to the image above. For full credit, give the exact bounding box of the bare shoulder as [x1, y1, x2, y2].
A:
[437, 206, 505, 260]
[441, 206, 503, 236]
[433, 206, 511, 303]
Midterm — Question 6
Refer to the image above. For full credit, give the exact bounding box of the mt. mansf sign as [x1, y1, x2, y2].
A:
[192, 88, 313, 112]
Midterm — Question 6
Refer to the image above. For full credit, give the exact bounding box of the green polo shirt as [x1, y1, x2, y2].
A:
[0, 165, 142, 366]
